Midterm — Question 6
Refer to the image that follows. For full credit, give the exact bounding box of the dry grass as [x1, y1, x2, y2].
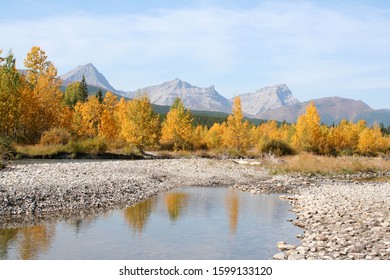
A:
[15, 144, 68, 157]
[266, 153, 390, 175]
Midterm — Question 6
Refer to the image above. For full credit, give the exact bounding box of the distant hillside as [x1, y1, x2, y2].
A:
[256, 97, 390, 126]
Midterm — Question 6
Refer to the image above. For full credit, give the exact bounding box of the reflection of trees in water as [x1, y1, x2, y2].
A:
[1, 224, 56, 260]
[18, 225, 56, 260]
[0, 224, 56, 260]
[0, 228, 19, 259]
[164, 193, 189, 222]
[124, 198, 156, 235]
[66, 214, 100, 236]
[225, 191, 239, 235]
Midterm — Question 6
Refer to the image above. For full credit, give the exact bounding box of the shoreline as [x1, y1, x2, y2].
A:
[1, 158, 389, 260]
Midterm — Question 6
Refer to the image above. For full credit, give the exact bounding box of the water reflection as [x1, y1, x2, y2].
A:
[225, 190, 239, 235]
[0, 188, 302, 259]
[123, 198, 156, 235]
[0, 228, 18, 259]
[164, 192, 189, 222]
[0, 225, 55, 260]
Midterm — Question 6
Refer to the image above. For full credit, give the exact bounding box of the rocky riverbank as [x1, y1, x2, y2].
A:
[276, 182, 390, 260]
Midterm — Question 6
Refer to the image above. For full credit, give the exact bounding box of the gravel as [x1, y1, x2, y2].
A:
[277, 182, 390, 260]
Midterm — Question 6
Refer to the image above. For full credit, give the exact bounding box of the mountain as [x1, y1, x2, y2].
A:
[255, 97, 390, 126]
[58, 64, 390, 125]
[233, 84, 299, 116]
[59, 63, 124, 94]
[126, 78, 232, 113]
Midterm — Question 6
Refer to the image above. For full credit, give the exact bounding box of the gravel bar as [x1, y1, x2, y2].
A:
[277, 182, 390, 260]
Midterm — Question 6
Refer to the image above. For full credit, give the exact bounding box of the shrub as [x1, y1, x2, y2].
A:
[67, 137, 108, 154]
[0, 136, 15, 169]
[40, 128, 71, 145]
[261, 139, 295, 156]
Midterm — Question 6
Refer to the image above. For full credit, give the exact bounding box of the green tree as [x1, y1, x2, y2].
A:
[64, 82, 83, 109]
[0, 50, 22, 140]
[80, 75, 88, 102]
[96, 89, 103, 103]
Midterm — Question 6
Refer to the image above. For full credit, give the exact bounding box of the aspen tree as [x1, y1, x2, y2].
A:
[160, 98, 193, 150]
[223, 97, 250, 154]
[120, 94, 160, 152]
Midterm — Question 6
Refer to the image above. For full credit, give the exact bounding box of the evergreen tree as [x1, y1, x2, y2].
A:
[80, 75, 88, 102]
[96, 89, 103, 103]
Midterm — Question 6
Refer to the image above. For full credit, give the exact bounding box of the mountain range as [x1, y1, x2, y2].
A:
[59, 63, 390, 126]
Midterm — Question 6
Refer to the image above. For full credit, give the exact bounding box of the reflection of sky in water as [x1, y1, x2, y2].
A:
[1, 187, 302, 260]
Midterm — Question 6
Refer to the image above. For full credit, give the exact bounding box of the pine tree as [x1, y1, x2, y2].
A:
[80, 75, 88, 102]
[96, 89, 103, 103]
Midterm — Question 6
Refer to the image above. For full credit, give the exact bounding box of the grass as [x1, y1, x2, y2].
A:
[265, 153, 390, 175]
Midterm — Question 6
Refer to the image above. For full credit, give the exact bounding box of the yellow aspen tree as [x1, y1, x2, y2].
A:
[160, 98, 193, 150]
[120, 94, 160, 150]
[120, 94, 160, 152]
[205, 122, 225, 150]
[99, 92, 118, 141]
[292, 102, 322, 153]
[357, 124, 384, 155]
[223, 96, 250, 154]
[72, 96, 102, 138]
[192, 125, 208, 150]
[21, 47, 64, 143]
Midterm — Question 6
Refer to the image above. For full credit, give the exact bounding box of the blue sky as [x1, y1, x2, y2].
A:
[1, 0, 390, 109]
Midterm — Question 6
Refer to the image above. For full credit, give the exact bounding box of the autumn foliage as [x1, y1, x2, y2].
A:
[0, 47, 389, 157]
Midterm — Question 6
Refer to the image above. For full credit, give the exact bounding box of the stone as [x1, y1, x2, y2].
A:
[288, 251, 305, 260]
[273, 253, 285, 260]
[277, 241, 296, 251]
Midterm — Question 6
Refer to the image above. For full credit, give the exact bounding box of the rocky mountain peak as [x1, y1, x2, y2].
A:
[234, 84, 299, 116]
[59, 63, 117, 93]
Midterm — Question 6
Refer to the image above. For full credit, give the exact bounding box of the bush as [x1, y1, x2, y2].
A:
[67, 137, 108, 154]
[40, 128, 71, 145]
[262, 139, 295, 156]
[0, 136, 15, 168]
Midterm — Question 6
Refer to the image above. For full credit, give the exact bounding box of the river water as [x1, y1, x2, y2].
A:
[0, 187, 302, 260]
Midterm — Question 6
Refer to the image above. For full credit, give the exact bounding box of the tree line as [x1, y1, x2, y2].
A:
[0, 47, 389, 157]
